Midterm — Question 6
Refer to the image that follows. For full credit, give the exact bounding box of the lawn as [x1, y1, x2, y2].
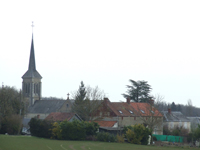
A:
[0, 135, 191, 150]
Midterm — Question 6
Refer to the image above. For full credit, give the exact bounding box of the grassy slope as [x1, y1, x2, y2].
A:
[0, 135, 188, 150]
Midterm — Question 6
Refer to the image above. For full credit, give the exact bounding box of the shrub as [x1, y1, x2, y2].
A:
[85, 121, 99, 136]
[51, 122, 62, 139]
[29, 119, 100, 140]
[125, 124, 151, 145]
[28, 117, 53, 138]
[0, 114, 22, 135]
[116, 134, 124, 143]
[97, 132, 116, 142]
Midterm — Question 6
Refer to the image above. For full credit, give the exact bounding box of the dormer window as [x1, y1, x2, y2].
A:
[140, 110, 145, 113]
[119, 110, 123, 114]
[129, 110, 133, 114]
[151, 110, 154, 114]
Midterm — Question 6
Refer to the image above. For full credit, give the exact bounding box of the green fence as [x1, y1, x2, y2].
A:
[152, 134, 184, 143]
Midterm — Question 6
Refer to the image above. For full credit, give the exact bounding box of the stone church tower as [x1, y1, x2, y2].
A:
[22, 34, 42, 107]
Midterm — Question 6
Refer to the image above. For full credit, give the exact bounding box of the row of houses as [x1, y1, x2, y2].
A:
[23, 97, 193, 135]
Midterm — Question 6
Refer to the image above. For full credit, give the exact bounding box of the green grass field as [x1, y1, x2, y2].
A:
[0, 135, 192, 150]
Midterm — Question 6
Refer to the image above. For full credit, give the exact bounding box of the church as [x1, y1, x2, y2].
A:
[22, 33, 74, 120]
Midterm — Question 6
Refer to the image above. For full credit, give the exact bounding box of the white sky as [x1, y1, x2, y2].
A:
[0, 1, 200, 106]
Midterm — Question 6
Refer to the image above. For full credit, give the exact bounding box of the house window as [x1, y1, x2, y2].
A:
[179, 122, 182, 128]
[134, 117, 136, 120]
[170, 122, 174, 129]
[129, 110, 133, 114]
[184, 122, 187, 129]
[119, 110, 122, 114]
[151, 110, 154, 114]
[140, 110, 145, 113]
[66, 104, 69, 108]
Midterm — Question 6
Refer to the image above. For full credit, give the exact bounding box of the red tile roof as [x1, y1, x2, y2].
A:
[105, 100, 137, 116]
[45, 112, 77, 121]
[130, 103, 163, 117]
[93, 121, 117, 127]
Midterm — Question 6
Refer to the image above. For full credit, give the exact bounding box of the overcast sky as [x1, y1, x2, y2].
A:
[0, 1, 200, 106]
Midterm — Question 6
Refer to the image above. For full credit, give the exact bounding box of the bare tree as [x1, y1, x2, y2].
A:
[154, 94, 167, 111]
[186, 99, 193, 117]
[71, 85, 106, 121]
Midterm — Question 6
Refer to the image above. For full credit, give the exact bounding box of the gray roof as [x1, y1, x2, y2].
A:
[28, 100, 66, 113]
[162, 111, 190, 122]
[22, 34, 42, 79]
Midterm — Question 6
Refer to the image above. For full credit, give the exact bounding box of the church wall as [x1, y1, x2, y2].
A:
[59, 100, 73, 112]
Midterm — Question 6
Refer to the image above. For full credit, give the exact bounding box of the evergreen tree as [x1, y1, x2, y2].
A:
[122, 80, 152, 102]
[171, 102, 177, 111]
[72, 82, 105, 121]
[75, 81, 86, 104]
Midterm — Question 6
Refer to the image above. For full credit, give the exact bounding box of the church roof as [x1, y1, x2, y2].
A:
[28, 100, 66, 113]
[45, 112, 82, 122]
[22, 34, 42, 79]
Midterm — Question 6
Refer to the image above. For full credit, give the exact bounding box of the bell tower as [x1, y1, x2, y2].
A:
[22, 22, 42, 107]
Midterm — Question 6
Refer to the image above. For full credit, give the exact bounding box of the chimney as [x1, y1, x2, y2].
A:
[104, 98, 110, 102]
[149, 99, 154, 105]
[127, 97, 130, 104]
[168, 108, 171, 114]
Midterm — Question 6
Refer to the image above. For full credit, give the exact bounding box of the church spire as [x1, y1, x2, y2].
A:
[22, 23, 42, 79]
[28, 34, 36, 71]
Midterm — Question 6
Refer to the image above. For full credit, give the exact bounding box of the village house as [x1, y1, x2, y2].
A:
[162, 109, 191, 133]
[92, 98, 163, 135]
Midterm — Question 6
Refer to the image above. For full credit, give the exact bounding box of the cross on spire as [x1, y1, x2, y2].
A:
[67, 93, 70, 100]
[31, 21, 34, 33]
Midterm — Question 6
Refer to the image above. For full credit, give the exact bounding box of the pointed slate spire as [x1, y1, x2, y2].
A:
[22, 34, 42, 79]
[29, 34, 36, 71]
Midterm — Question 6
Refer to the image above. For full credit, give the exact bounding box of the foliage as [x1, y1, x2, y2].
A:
[96, 132, 116, 142]
[29, 117, 53, 138]
[59, 120, 99, 140]
[0, 114, 22, 134]
[171, 102, 177, 111]
[126, 128, 141, 144]
[122, 80, 152, 102]
[116, 134, 124, 143]
[51, 122, 62, 139]
[0, 86, 24, 134]
[75, 81, 87, 103]
[125, 124, 151, 145]
[30, 118, 99, 140]
[163, 125, 189, 137]
[85, 121, 99, 136]
[0, 86, 24, 117]
[72, 82, 105, 121]
[60, 120, 86, 140]
[192, 124, 200, 141]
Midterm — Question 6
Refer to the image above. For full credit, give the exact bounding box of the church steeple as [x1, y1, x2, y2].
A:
[22, 34, 42, 79]
[22, 24, 42, 107]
